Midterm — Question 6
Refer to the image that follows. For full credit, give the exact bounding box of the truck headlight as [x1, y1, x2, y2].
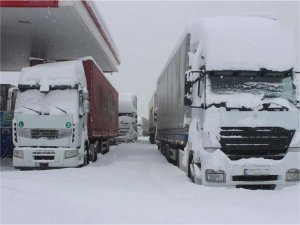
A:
[64, 150, 78, 159]
[286, 168, 300, 181]
[288, 147, 300, 152]
[58, 129, 72, 138]
[205, 169, 226, 183]
[17, 128, 31, 138]
[13, 150, 24, 158]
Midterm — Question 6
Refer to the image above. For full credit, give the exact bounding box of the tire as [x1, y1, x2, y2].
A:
[187, 152, 195, 183]
[175, 148, 180, 167]
[90, 142, 98, 163]
[149, 135, 155, 144]
[83, 143, 89, 166]
[160, 142, 166, 156]
[165, 144, 171, 163]
[187, 152, 202, 184]
[106, 140, 110, 153]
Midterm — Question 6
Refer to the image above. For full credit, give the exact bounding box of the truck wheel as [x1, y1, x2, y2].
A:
[165, 144, 171, 163]
[188, 152, 195, 183]
[90, 143, 98, 162]
[84, 143, 89, 166]
[150, 135, 155, 144]
[160, 141, 166, 155]
[188, 153, 202, 184]
[106, 140, 110, 153]
[174, 148, 180, 167]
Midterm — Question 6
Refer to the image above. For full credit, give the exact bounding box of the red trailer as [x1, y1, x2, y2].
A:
[83, 59, 118, 158]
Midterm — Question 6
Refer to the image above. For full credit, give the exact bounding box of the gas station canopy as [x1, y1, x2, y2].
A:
[1, 0, 120, 72]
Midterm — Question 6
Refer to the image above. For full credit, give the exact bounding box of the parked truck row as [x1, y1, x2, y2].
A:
[152, 16, 300, 188]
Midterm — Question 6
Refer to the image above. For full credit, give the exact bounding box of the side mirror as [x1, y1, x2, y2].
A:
[154, 108, 157, 122]
[295, 99, 300, 109]
[83, 91, 89, 100]
[184, 70, 203, 106]
[84, 100, 90, 113]
[7, 87, 18, 112]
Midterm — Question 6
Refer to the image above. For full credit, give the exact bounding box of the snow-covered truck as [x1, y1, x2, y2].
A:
[148, 91, 157, 144]
[117, 93, 138, 142]
[0, 84, 17, 157]
[12, 58, 118, 169]
[156, 16, 300, 188]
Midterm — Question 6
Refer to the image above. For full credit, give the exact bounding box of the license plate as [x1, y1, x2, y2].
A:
[244, 169, 270, 176]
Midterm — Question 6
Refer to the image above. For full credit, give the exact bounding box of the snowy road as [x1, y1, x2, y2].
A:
[1, 138, 300, 224]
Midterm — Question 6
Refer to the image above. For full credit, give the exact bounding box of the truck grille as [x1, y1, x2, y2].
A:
[119, 128, 129, 136]
[33, 151, 55, 161]
[31, 129, 59, 139]
[220, 127, 295, 160]
[34, 155, 55, 160]
[232, 175, 278, 181]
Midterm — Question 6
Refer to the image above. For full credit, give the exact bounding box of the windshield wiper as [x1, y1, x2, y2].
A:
[206, 102, 252, 111]
[20, 106, 41, 115]
[55, 106, 67, 114]
[259, 103, 289, 111]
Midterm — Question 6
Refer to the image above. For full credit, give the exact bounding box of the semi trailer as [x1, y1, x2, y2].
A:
[12, 58, 118, 169]
[156, 16, 300, 188]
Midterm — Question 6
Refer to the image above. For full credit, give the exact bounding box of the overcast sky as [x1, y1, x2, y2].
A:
[96, 1, 300, 118]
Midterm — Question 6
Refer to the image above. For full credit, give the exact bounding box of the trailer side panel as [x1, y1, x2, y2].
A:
[83, 60, 118, 140]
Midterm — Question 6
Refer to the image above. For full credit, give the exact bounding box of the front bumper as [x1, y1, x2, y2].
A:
[13, 147, 83, 168]
[198, 149, 300, 187]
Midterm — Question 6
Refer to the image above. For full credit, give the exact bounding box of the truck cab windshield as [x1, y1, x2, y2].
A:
[207, 70, 297, 107]
[15, 89, 78, 115]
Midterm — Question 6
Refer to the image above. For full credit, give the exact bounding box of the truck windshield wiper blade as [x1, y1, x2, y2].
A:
[21, 106, 41, 115]
[206, 102, 252, 111]
[55, 106, 67, 114]
[260, 103, 289, 111]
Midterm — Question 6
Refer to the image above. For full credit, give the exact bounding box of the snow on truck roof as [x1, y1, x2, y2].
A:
[186, 16, 295, 71]
[19, 60, 86, 88]
[119, 93, 137, 113]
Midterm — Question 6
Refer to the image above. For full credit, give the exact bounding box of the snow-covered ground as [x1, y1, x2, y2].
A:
[1, 138, 300, 224]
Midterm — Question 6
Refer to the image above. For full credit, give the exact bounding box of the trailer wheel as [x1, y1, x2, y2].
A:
[149, 135, 155, 144]
[159, 141, 166, 155]
[90, 142, 98, 162]
[165, 144, 171, 163]
[106, 140, 110, 153]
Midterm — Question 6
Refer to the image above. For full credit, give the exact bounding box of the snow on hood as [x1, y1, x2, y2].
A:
[19, 60, 86, 88]
[187, 16, 295, 71]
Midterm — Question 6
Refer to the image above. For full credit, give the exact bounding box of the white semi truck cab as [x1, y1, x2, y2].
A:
[183, 17, 300, 188]
[156, 16, 300, 189]
[118, 93, 138, 142]
[13, 60, 91, 169]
